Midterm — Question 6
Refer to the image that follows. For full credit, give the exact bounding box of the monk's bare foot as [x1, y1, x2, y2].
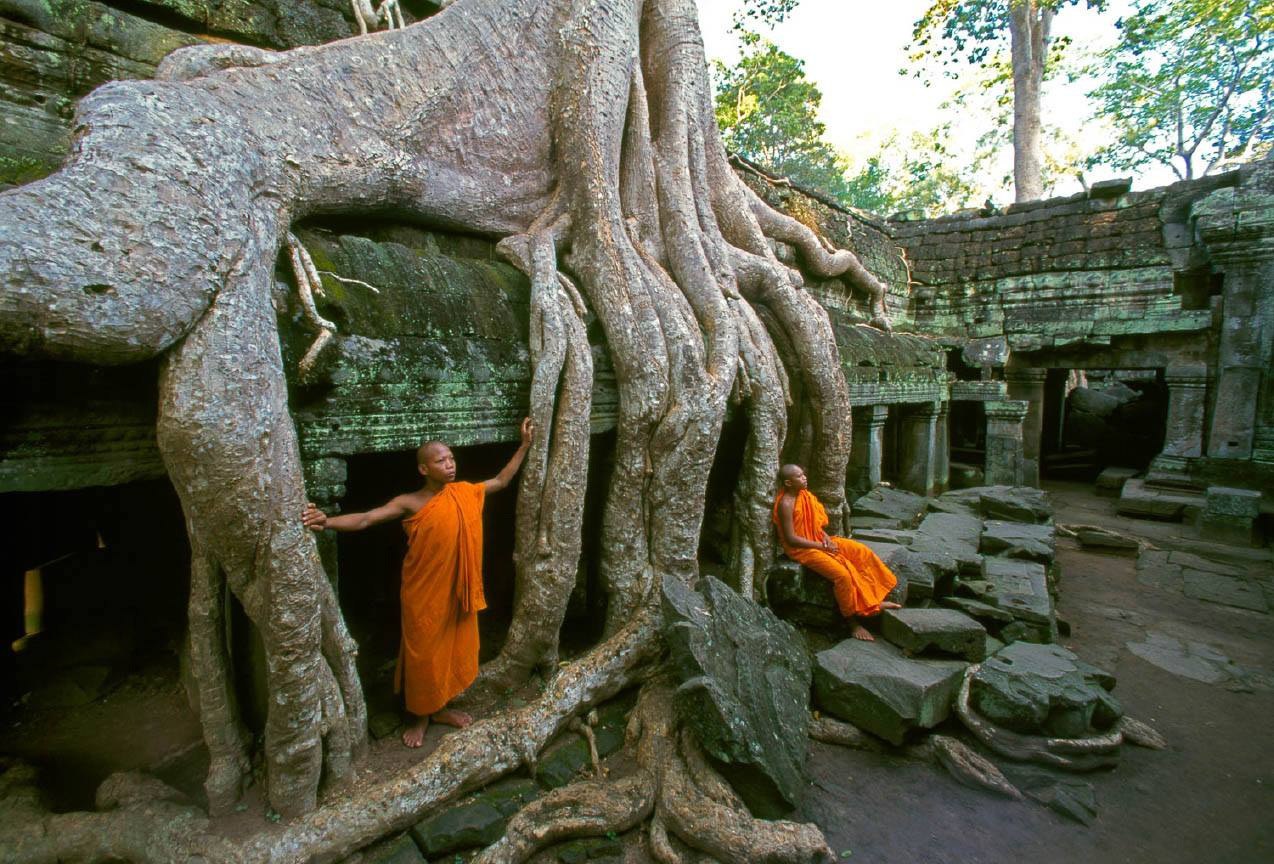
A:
[401, 718, 428, 748]
[881, 601, 903, 610]
[432, 708, 473, 728]
[851, 623, 875, 641]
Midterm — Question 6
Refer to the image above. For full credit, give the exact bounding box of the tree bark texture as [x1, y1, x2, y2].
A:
[0, 0, 891, 856]
[1009, 0, 1052, 203]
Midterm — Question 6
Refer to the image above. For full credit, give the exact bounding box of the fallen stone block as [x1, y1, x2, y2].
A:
[1095, 466, 1138, 496]
[860, 541, 934, 602]
[368, 834, 427, 864]
[881, 608, 987, 661]
[982, 557, 1056, 637]
[913, 512, 984, 578]
[852, 485, 929, 528]
[978, 486, 1053, 524]
[981, 520, 1055, 563]
[813, 639, 966, 746]
[664, 575, 812, 817]
[1117, 479, 1204, 522]
[940, 595, 1016, 628]
[971, 642, 1120, 738]
[410, 778, 541, 856]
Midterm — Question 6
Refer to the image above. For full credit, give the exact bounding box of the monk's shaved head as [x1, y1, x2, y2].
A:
[779, 464, 803, 482]
[417, 440, 449, 465]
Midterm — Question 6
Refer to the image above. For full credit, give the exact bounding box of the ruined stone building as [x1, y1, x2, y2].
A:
[1, 0, 1269, 743]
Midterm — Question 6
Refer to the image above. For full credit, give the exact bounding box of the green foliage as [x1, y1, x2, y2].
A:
[713, 33, 853, 202]
[0, 155, 57, 187]
[733, 0, 802, 31]
[1086, 0, 1273, 179]
[842, 127, 984, 218]
[909, 0, 1104, 72]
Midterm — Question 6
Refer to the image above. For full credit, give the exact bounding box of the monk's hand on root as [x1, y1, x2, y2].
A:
[520, 417, 534, 446]
[302, 503, 327, 532]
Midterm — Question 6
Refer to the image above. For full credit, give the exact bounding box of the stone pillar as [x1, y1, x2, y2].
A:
[303, 456, 348, 589]
[933, 401, 951, 494]
[847, 405, 889, 496]
[1005, 367, 1047, 487]
[899, 402, 940, 497]
[984, 400, 1029, 487]
[1147, 363, 1210, 486]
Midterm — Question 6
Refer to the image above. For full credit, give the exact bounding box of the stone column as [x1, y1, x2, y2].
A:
[984, 400, 1028, 487]
[1006, 367, 1047, 487]
[899, 402, 940, 497]
[1147, 363, 1209, 486]
[847, 405, 889, 496]
[933, 401, 951, 494]
[303, 456, 348, 589]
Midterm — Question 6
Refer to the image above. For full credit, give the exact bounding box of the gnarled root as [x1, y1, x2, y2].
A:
[955, 667, 1122, 771]
[928, 735, 1023, 800]
[1117, 716, 1168, 750]
[808, 715, 885, 753]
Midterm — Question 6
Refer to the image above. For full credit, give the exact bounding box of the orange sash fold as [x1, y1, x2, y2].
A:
[395, 481, 486, 716]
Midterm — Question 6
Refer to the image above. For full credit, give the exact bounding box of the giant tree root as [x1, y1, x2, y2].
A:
[476, 679, 835, 864]
[954, 667, 1123, 772]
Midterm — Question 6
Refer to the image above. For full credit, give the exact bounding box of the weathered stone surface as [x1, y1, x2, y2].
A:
[663, 575, 811, 817]
[861, 541, 937, 601]
[1181, 570, 1269, 613]
[851, 527, 915, 545]
[1125, 632, 1273, 690]
[1068, 387, 1122, 418]
[971, 642, 1121, 737]
[912, 511, 984, 578]
[1095, 466, 1139, 495]
[851, 485, 929, 528]
[981, 557, 1056, 634]
[366, 833, 427, 864]
[980, 520, 1055, 563]
[813, 639, 966, 745]
[940, 595, 1016, 627]
[1011, 767, 1099, 825]
[1117, 479, 1204, 522]
[1205, 486, 1262, 518]
[409, 778, 540, 856]
[369, 711, 401, 740]
[554, 836, 625, 862]
[881, 608, 986, 661]
[978, 486, 1052, 524]
[947, 462, 985, 490]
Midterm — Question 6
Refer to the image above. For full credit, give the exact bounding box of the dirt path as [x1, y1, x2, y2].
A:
[805, 481, 1274, 864]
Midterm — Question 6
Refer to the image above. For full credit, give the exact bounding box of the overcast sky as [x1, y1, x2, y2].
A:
[695, 0, 1176, 196]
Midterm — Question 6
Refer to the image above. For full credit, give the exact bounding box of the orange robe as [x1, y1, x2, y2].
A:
[773, 489, 897, 619]
[394, 481, 487, 716]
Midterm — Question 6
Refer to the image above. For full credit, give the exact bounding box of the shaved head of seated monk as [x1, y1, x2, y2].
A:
[303, 418, 534, 748]
[773, 464, 901, 642]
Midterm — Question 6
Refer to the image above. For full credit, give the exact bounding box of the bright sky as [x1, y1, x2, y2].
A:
[696, 0, 1178, 196]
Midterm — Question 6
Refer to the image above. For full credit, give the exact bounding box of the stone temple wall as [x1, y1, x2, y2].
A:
[0, 0, 1270, 508]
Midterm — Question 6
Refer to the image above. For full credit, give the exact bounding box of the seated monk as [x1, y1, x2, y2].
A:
[773, 464, 900, 641]
[303, 418, 533, 747]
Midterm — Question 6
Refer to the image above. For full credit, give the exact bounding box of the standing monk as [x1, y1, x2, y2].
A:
[303, 419, 533, 747]
[773, 464, 900, 641]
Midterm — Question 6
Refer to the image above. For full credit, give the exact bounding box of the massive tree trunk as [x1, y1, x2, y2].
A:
[1009, 0, 1053, 203]
[0, 0, 887, 858]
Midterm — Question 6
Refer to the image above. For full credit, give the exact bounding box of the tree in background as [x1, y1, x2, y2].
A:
[1087, 0, 1272, 180]
[714, 31, 855, 201]
[911, 0, 1105, 202]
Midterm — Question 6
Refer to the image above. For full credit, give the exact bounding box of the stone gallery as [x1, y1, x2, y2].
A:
[0, 1, 1270, 862]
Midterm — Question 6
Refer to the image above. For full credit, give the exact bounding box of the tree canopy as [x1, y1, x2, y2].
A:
[713, 32, 854, 202]
[1087, 0, 1273, 180]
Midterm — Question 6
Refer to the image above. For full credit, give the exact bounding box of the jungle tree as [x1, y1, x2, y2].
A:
[0, 0, 889, 860]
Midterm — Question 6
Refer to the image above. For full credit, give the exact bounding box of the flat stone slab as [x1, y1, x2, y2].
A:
[1205, 486, 1261, 518]
[1095, 466, 1139, 495]
[1182, 570, 1269, 613]
[813, 639, 966, 745]
[913, 512, 983, 577]
[852, 486, 929, 528]
[1166, 551, 1245, 577]
[1126, 632, 1250, 685]
[851, 527, 915, 545]
[981, 520, 1055, 563]
[970, 642, 1121, 737]
[1117, 479, 1204, 522]
[410, 778, 540, 856]
[981, 557, 1055, 629]
[881, 608, 986, 661]
[861, 541, 934, 602]
[663, 575, 811, 817]
[940, 595, 1016, 627]
[940, 486, 1053, 524]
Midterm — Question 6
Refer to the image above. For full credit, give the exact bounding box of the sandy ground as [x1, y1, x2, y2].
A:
[2, 481, 1271, 863]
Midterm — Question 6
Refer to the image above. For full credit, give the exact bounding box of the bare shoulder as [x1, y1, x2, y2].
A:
[777, 492, 795, 511]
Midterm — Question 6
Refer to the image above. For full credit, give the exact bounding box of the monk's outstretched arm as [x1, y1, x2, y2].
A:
[776, 495, 835, 551]
[303, 497, 413, 533]
[483, 418, 534, 494]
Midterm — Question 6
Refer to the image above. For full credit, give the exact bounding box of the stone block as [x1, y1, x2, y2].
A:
[970, 642, 1121, 738]
[881, 608, 987, 661]
[1205, 486, 1261, 518]
[409, 778, 541, 856]
[939, 595, 1016, 627]
[663, 575, 811, 817]
[980, 520, 1055, 563]
[982, 557, 1055, 632]
[862, 541, 939, 601]
[367, 834, 426, 864]
[1117, 479, 1204, 522]
[813, 639, 967, 745]
[851, 486, 929, 528]
[554, 836, 625, 863]
[1095, 466, 1138, 496]
[1068, 387, 1122, 418]
[537, 698, 631, 789]
[1199, 513, 1259, 546]
[978, 486, 1052, 524]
